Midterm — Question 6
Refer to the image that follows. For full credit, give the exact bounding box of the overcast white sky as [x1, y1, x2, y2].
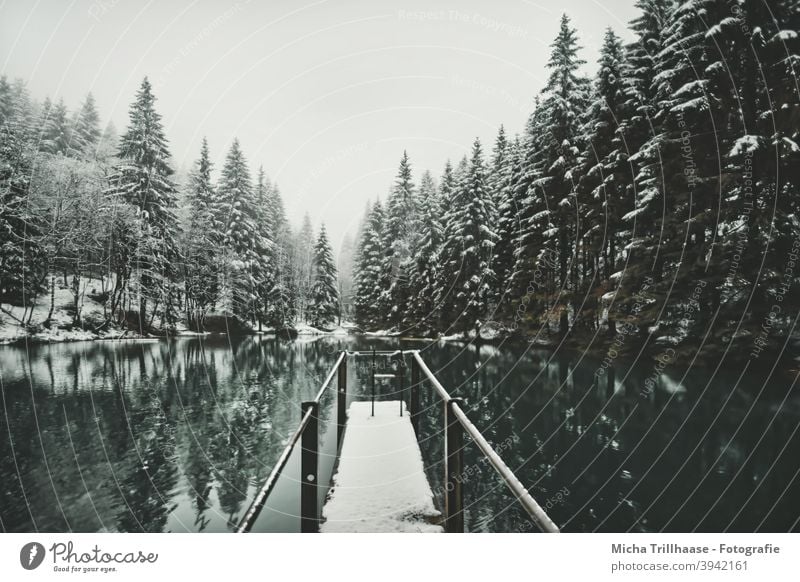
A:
[1, 0, 640, 251]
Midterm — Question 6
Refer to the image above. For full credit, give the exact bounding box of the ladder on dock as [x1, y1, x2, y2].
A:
[236, 350, 559, 534]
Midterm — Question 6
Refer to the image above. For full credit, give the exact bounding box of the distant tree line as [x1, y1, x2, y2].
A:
[0, 76, 340, 334]
[353, 2, 799, 356]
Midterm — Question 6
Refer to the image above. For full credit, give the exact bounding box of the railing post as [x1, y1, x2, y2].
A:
[410, 356, 420, 435]
[300, 401, 319, 533]
[444, 398, 465, 533]
[371, 349, 376, 416]
[397, 351, 404, 417]
[337, 352, 347, 445]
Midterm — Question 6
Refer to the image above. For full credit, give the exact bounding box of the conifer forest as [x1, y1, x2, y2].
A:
[1, 0, 799, 363]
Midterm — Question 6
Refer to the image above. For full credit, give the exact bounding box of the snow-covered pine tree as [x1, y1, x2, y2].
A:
[0, 76, 13, 125]
[215, 138, 266, 326]
[437, 139, 497, 335]
[704, 0, 800, 343]
[40, 98, 71, 156]
[438, 159, 457, 217]
[433, 158, 469, 329]
[513, 15, 590, 336]
[488, 124, 509, 212]
[183, 137, 219, 331]
[380, 151, 417, 328]
[508, 101, 551, 326]
[337, 232, 357, 322]
[595, 0, 674, 337]
[107, 77, 180, 328]
[96, 122, 118, 164]
[572, 28, 629, 331]
[308, 224, 339, 328]
[491, 136, 524, 318]
[294, 213, 315, 322]
[0, 114, 44, 306]
[405, 170, 442, 332]
[263, 178, 295, 329]
[621, 1, 741, 344]
[354, 200, 385, 329]
[8, 79, 35, 147]
[70, 93, 102, 159]
[622, 0, 674, 125]
[36, 97, 53, 148]
[250, 166, 277, 330]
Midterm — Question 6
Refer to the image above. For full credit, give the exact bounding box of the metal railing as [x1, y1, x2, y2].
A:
[236, 351, 347, 533]
[411, 352, 559, 533]
[237, 348, 559, 534]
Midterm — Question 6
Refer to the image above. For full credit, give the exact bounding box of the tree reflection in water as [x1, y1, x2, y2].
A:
[0, 336, 798, 532]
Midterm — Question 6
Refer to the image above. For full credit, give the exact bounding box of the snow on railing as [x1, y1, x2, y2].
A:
[238, 349, 559, 533]
[237, 351, 347, 533]
[410, 351, 559, 533]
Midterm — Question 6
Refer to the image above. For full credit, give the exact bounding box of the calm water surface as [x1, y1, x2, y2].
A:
[1, 335, 798, 532]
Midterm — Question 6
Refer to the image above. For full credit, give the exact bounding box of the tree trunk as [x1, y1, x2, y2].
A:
[148, 299, 159, 332]
[45, 275, 56, 326]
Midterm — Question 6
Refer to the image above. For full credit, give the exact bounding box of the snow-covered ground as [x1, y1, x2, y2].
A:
[0, 279, 126, 344]
[294, 321, 357, 336]
[0, 274, 360, 344]
[321, 401, 442, 533]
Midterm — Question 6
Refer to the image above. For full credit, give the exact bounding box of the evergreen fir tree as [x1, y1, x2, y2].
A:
[488, 124, 509, 210]
[97, 121, 118, 163]
[491, 136, 524, 317]
[435, 158, 466, 328]
[572, 28, 629, 331]
[8, 79, 35, 146]
[437, 139, 497, 335]
[513, 14, 590, 335]
[40, 98, 71, 156]
[107, 77, 180, 327]
[183, 137, 218, 330]
[406, 170, 442, 332]
[215, 138, 267, 324]
[308, 224, 339, 327]
[438, 159, 457, 215]
[380, 151, 417, 327]
[0, 76, 13, 126]
[70, 93, 102, 159]
[295, 212, 315, 322]
[0, 120, 44, 305]
[354, 200, 385, 329]
[262, 176, 295, 328]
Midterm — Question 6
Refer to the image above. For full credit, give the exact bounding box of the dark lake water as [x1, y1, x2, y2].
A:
[1, 335, 799, 532]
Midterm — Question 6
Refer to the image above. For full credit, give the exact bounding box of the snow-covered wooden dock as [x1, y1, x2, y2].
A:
[321, 401, 442, 533]
[237, 350, 558, 534]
